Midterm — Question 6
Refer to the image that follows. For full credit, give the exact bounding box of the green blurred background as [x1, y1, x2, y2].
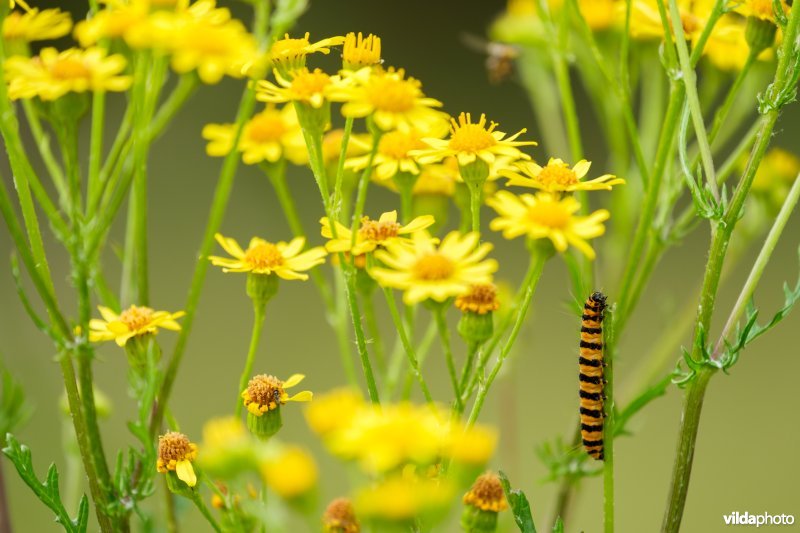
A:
[2, 0, 799, 531]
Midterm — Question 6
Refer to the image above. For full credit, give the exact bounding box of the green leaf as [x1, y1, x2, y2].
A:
[271, 0, 309, 38]
[552, 516, 564, 533]
[498, 470, 537, 533]
[0, 362, 30, 447]
[2, 434, 86, 532]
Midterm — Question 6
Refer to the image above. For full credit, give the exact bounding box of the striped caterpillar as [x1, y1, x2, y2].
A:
[579, 291, 607, 461]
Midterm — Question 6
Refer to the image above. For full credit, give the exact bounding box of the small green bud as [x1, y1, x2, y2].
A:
[294, 100, 331, 138]
[246, 272, 279, 307]
[461, 505, 499, 533]
[247, 407, 283, 440]
[459, 159, 490, 189]
[458, 312, 494, 345]
[745, 15, 777, 54]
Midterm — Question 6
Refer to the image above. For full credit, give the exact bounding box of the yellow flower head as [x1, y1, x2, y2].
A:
[157, 431, 198, 487]
[447, 426, 498, 466]
[210, 233, 327, 280]
[321, 129, 371, 166]
[74, 1, 149, 47]
[414, 112, 536, 167]
[3, 8, 72, 42]
[257, 67, 339, 109]
[463, 472, 508, 513]
[323, 497, 360, 533]
[502, 157, 624, 192]
[626, 0, 708, 40]
[735, 0, 790, 22]
[261, 445, 318, 499]
[343, 32, 382, 71]
[270, 32, 345, 74]
[320, 210, 435, 255]
[242, 373, 313, 417]
[202, 104, 306, 165]
[355, 472, 453, 523]
[488, 190, 609, 259]
[331, 67, 447, 132]
[347, 126, 448, 180]
[703, 15, 766, 71]
[89, 305, 184, 347]
[5, 47, 132, 101]
[455, 283, 500, 315]
[168, 4, 258, 84]
[751, 148, 800, 208]
[371, 231, 498, 305]
[305, 388, 364, 437]
[197, 417, 261, 478]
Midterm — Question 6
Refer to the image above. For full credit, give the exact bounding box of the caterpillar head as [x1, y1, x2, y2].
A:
[589, 292, 607, 306]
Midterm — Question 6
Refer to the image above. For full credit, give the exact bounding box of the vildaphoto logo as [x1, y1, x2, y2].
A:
[723, 512, 795, 527]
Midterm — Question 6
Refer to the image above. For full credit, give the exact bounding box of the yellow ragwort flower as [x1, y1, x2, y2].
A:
[210, 233, 327, 280]
[3, 8, 72, 42]
[463, 472, 508, 513]
[257, 67, 339, 109]
[74, 1, 149, 47]
[270, 32, 345, 73]
[414, 112, 536, 167]
[320, 210, 435, 255]
[455, 283, 500, 315]
[370, 231, 497, 305]
[488, 190, 609, 259]
[502, 157, 624, 192]
[735, 0, 790, 22]
[242, 373, 313, 416]
[625, 0, 708, 40]
[5, 47, 132, 101]
[330, 67, 447, 132]
[342, 32, 382, 70]
[304, 388, 364, 438]
[355, 472, 453, 523]
[261, 445, 318, 499]
[202, 104, 306, 165]
[323, 498, 360, 533]
[157, 431, 198, 487]
[346, 127, 447, 181]
[89, 305, 184, 347]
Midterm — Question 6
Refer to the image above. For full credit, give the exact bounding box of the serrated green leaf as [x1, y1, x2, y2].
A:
[499, 470, 537, 533]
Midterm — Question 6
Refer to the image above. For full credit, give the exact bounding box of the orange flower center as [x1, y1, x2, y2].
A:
[413, 254, 455, 281]
[158, 431, 194, 463]
[246, 112, 286, 143]
[323, 498, 360, 532]
[50, 58, 91, 80]
[455, 284, 500, 314]
[537, 163, 578, 187]
[448, 113, 497, 153]
[378, 130, 424, 160]
[119, 305, 155, 331]
[366, 75, 417, 113]
[291, 69, 331, 100]
[245, 374, 285, 408]
[244, 242, 284, 270]
[527, 200, 571, 229]
[463, 473, 508, 512]
[358, 217, 401, 242]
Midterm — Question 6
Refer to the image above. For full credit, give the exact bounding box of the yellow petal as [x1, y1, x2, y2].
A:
[175, 460, 197, 487]
[287, 390, 313, 402]
[282, 374, 305, 388]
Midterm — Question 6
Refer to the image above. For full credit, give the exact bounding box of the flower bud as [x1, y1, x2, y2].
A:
[745, 15, 777, 54]
[461, 472, 508, 533]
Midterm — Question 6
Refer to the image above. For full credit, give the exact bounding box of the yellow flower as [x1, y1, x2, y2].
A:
[270, 32, 345, 74]
[89, 305, 184, 347]
[157, 431, 198, 487]
[3, 8, 72, 42]
[488, 190, 609, 259]
[197, 417, 261, 478]
[257, 67, 339, 109]
[169, 6, 258, 84]
[74, 2, 149, 47]
[446, 426, 498, 466]
[346, 127, 447, 181]
[261, 445, 318, 499]
[304, 388, 364, 438]
[323, 498, 360, 533]
[242, 374, 313, 416]
[414, 112, 536, 167]
[342, 32, 382, 70]
[321, 129, 371, 166]
[371, 231, 497, 304]
[502, 157, 624, 192]
[5, 47, 132, 101]
[735, 0, 790, 22]
[703, 15, 767, 71]
[463, 472, 508, 513]
[626, 0, 708, 40]
[202, 104, 306, 165]
[355, 472, 453, 523]
[320, 211, 435, 255]
[454, 283, 500, 315]
[210, 233, 326, 279]
[330, 67, 447, 132]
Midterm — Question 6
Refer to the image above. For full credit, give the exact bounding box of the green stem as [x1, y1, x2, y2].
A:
[163, 477, 178, 533]
[468, 184, 482, 234]
[149, 73, 199, 141]
[20, 99, 66, 202]
[467, 247, 548, 426]
[603, 307, 616, 533]
[87, 90, 106, 214]
[401, 320, 437, 401]
[235, 302, 267, 416]
[714, 170, 800, 357]
[362, 292, 386, 376]
[349, 130, 382, 247]
[382, 287, 435, 406]
[433, 305, 462, 412]
[332, 116, 354, 222]
[344, 269, 381, 404]
[191, 492, 222, 533]
[459, 341, 480, 395]
[552, 0, 583, 162]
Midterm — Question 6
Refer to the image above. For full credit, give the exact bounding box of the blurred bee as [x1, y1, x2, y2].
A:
[461, 33, 519, 85]
[273, 389, 282, 406]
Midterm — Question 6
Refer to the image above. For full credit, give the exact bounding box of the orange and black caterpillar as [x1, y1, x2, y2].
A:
[579, 291, 606, 461]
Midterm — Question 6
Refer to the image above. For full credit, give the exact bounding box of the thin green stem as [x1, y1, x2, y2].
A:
[467, 248, 548, 426]
[603, 307, 616, 533]
[332, 116, 354, 222]
[468, 184, 482, 234]
[191, 492, 222, 533]
[344, 269, 381, 404]
[149, 73, 199, 141]
[459, 341, 480, 396]
[235, 302, 267, 416]
[349, 130, 382, 247]
[87, 90, 106, 213]
[401, 320, 437, 401]
[382, 287, 435, 406]
[362, 292, 386, 376]
[433, 305, 462, 412]
[20, 99, 66, 202]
